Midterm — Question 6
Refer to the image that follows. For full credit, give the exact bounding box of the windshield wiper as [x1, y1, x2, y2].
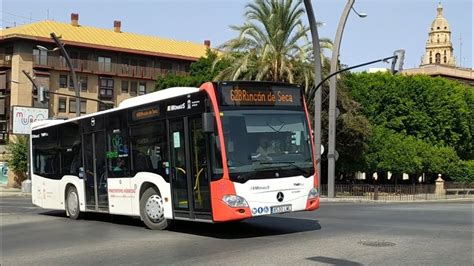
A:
[258, 161, 311, 176]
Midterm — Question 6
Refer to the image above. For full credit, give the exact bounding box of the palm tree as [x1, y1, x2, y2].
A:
[214, 0, 332, 92]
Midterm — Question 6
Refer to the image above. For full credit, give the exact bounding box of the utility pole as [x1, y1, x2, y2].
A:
[50, 32, 81, 117]
[303, 0, 323, 189]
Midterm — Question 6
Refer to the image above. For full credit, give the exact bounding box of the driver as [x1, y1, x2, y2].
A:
[255, 136, 275, 161]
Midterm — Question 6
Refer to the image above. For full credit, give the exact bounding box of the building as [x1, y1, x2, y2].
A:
[0, 13, 209, 152]
[403, 3, 473, 85]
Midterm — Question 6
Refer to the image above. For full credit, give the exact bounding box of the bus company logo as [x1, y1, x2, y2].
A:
[293, 182, 303, 187]
[167, 103, 185, 112]
[252, 206, 269, 215]
[91, 118, 95, 127]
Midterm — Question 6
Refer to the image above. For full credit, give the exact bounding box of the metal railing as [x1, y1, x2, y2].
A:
[320, 183, 473, 201]
[29, 54, 187, 79]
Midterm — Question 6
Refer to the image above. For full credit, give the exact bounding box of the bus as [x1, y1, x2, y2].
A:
[30, 81, 319, 230]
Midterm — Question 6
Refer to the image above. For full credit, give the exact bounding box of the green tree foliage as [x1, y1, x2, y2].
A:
[214, 0, 332, 93]
[347, 72, 474, 183]
[6, 136, 28, 187]
[155, 49, 230, 91]
[347, 72, 474, 160]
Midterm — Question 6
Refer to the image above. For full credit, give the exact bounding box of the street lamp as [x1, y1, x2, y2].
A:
[351, 6, 367, 18]
[38, 32, 81, 117]
[327, 0, 366, 198]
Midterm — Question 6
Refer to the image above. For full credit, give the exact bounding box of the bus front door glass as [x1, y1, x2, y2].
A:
[189, 117, 211, 212]
[170, 120, 189, 210]
[83, 131, 108, 211]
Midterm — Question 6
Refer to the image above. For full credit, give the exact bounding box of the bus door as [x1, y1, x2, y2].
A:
[169, 116, 211, 220]
[83, 130, 108, 211]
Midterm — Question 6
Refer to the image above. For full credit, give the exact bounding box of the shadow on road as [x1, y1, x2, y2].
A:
[168, 216, 321, 239]
[39, 211, 321, 239]
[306, 256, 362, 266]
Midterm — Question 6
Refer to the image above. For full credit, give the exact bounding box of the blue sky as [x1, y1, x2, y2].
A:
[1, 0, 472, 70]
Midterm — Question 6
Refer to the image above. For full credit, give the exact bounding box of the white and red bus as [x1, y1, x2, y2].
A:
[30, 81, 319, 229]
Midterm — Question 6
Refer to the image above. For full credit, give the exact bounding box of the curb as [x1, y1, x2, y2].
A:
[319, 197, 474, 204]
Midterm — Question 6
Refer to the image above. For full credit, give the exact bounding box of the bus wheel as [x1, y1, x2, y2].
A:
[140, 187, 170, 230]
[66, 186, 81, 220]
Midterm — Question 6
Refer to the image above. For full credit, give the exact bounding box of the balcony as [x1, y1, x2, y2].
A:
[0, 54, 12, 68]
[32, 55, 187, 80]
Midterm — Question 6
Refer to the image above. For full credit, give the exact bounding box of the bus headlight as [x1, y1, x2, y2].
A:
[308, 187, 319, 199]
[222, 195, 249, 208]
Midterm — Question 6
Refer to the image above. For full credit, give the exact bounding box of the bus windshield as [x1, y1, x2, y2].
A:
[221, 109, 313, 179]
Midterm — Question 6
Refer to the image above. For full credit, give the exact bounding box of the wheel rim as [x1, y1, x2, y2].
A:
[68, 190, 79, 216]
[145, 195, 164, 222]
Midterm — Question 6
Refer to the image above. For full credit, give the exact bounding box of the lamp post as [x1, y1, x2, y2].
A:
[37, 32, 80, 117]
[303, 0, 323, 189]
[327, 0, 366, 198]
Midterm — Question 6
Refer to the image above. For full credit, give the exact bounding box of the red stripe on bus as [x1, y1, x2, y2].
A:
[303, 98, 319, 189]
[200, 82, 251, 222]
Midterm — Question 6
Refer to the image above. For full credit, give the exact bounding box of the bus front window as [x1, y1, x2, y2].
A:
[221, 110, 313, 180]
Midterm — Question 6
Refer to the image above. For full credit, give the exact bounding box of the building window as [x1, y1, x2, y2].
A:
[429, 57, 432, 64]
[130, 81, 137, 96]
[33, 49, 47, 65]
[121, 80, 129, 93]
[139, 82, 146, 95]
[68, 75, 75, 90]
[98, 103, 108, 111]
[59, 75, 68, 88]
[69, 99, 87, 114]
[98, 56, 112, 72]
[444, 56, 447, 63]
[435, 53, 441, 64]
[99, 77, 114, 99]
[58, 97, 67, 113]
[79, 76, 88, 92]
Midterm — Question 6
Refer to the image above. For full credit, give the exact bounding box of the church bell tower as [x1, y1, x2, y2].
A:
[421, 2, 456, 67]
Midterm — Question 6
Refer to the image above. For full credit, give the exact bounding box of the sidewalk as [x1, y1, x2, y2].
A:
[319, 196, 474, 203]
[0, 185, 31, 197]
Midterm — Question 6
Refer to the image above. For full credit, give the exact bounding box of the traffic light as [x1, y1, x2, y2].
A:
[391, 49, 405, 74]
[38, 86, 49, 103]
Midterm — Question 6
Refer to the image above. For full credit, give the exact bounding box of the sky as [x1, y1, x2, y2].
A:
[1, 0, 472, 71]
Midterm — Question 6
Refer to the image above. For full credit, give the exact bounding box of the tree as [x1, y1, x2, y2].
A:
[6, 136, 28, 187]
[347, 72, 474, 161]
[347, 72, 474, 183]
[214, 0, 332, 93]
[155, 49, 230, 91]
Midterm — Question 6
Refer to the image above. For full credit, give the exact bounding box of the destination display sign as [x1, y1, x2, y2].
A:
[220, 85, 302, 107]
[132, 106, 160, 121]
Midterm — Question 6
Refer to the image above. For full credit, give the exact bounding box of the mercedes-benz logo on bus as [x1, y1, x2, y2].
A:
[276, 192, 284, 202]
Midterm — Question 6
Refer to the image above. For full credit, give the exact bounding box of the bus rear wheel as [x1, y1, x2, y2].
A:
[66, 186, 81, 220]
[140, 187, 170, 230]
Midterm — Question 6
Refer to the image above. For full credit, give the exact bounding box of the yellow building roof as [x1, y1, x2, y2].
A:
[0, 20, 208, 60]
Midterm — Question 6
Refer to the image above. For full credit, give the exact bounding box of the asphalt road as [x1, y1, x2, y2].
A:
[1, 196, 472, 265]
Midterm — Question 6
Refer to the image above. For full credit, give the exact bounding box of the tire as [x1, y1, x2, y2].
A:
[66, 186, 82, 220]
[140, 187, 170, 230]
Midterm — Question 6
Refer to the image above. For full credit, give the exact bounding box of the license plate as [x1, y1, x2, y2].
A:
[271, 204, 292, 214]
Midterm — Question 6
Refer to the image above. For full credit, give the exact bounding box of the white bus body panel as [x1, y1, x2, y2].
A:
[31, 174, 86, 212]
[130, 173, 173, 219]
[234, 175, 313, 216]
[107, 173, 172, 219]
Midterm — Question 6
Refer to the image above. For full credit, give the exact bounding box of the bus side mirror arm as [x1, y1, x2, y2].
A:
[202, 112, 215, 133]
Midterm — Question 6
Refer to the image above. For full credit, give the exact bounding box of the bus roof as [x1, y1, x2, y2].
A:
[31, 86, 200, 131]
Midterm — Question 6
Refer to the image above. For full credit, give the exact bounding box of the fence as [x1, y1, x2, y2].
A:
[320, 183, 473, 201]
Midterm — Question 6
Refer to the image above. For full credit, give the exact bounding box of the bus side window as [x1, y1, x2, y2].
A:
[130, 121, 169, 181]
[106, 111, 131, 178]
[32, 128, 60, 179]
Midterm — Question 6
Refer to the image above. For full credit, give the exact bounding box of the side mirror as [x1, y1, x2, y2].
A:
[202, 112, 215, 133]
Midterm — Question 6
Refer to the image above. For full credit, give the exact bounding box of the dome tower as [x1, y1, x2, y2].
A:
[421, 2, 456, 67]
